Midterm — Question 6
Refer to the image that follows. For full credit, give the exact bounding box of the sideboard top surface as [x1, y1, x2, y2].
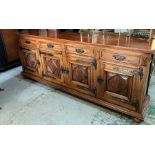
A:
[18, 30, 155, 54]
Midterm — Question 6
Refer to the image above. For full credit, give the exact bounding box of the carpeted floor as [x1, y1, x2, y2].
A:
[0, 66, 155, 125]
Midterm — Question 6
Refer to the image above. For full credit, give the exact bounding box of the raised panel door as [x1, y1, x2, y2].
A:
[40, 52, 64, 84]
[20, 47, 39, 76]
[66, 56, 97, 96]
[97, 62, 143, 111]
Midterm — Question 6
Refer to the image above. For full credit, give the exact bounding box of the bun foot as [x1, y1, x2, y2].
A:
[132, 117, 143, 123]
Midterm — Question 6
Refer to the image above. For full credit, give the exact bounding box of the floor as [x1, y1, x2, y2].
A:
[0, 66, 155, 125]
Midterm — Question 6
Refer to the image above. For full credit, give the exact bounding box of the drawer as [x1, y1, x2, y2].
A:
[100, 48, 143, 66]
[66, 44, 95, 57]
[39, 41, 63, 53]
[39, 49, 62, 58]
[104, 63, 138, 76]
[19, 38, 37, 49]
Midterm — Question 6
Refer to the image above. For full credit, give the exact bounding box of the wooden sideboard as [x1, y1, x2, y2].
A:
[18, 30, 155, 122]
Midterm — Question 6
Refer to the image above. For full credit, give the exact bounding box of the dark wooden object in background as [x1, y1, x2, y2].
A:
[0, 29, 20, 71]
[18, 30, 155, 122]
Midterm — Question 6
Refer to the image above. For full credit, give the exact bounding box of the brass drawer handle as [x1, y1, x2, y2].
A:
[25, 40, 31, 44]
[76, 48, 85, 54]
[47, 43, 54, 48]
[113, 54, 126, 61]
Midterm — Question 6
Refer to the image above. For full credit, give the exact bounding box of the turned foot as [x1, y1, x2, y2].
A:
[132, 117, 143, 123]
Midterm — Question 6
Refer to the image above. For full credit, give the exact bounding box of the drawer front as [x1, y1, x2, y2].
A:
[39, 48, 62, 56]
[39, 41, 63, 53]
[100, 48, 143, 66]
[19, 38, 37, 49]
[66, 44, 95, 57]
[104, 63, 139, 76]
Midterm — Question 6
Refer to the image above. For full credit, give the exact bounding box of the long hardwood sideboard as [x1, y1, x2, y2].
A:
[18, 30, 155, 122]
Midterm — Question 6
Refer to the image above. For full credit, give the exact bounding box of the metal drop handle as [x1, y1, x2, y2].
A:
[25, 40, 31, 44]
[113, 54, 126, 61]
[36, 60, 40, 65]
[76, 48, 85, 54]
[97, 76, 104, 84]
[47, 43, 54, 48]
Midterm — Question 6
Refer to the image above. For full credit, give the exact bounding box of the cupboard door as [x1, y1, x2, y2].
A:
[97, 62, 143, 110]
[40, 52, 64, 84]
[66, 56, 97, 96]
[20, 48, 39, 76]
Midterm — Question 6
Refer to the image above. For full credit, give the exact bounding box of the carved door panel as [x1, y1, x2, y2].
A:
[20, 48, 39, 76]
[40, 52, 64, 84]
[66, 56, 97, 96]
[97, 62, 143, 110]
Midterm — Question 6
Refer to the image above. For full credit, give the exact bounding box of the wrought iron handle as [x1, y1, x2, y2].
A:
[113, 54, 126, 61]
[76, 48, 85, 54]
[133, 67, 143, 80]
[61, 66, 69, 74]
[36, 60, 40, 65]
[20, 47, 31, 52]
[131, 100, 139, 110]
[47, 43, 54, 48]
[25, 40, 31, 44]
[97, 76, 103, 84]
